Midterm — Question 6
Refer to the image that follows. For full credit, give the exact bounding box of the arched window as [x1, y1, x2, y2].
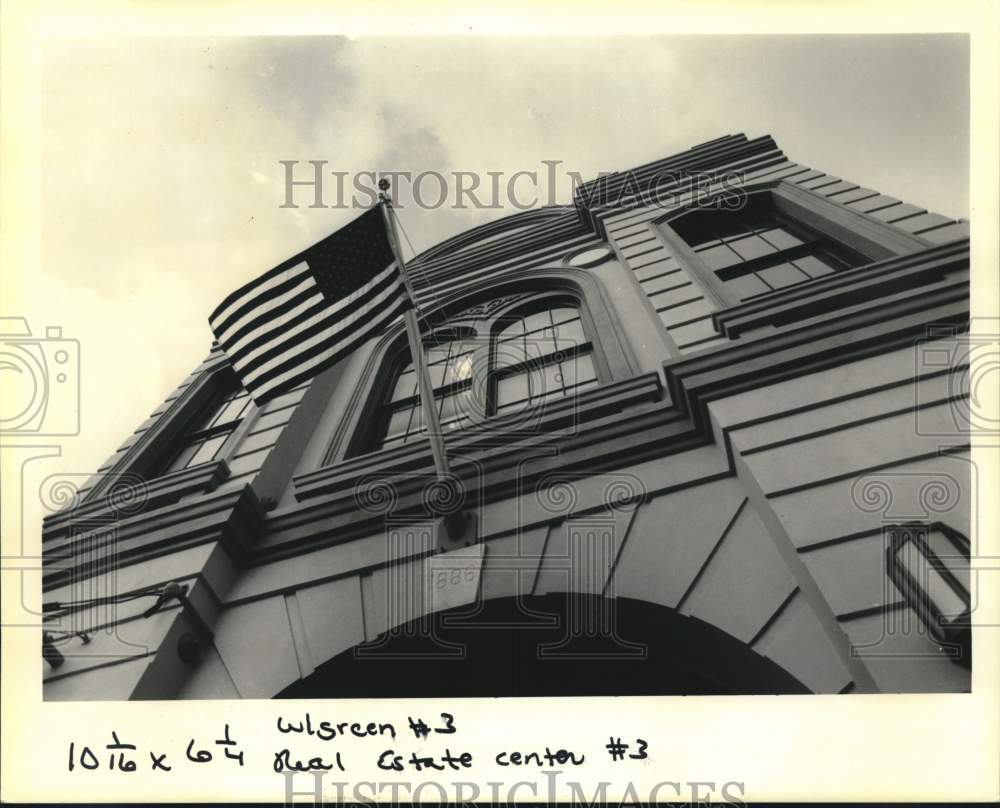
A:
[381, 328, 479, 449]
[490, 302, 597, 416]
[366, 294, 601, 453]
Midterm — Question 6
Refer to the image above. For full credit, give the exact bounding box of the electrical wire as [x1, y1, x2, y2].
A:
[42, 586, 166, 618]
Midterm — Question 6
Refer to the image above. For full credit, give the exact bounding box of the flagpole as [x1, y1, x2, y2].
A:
[377, 182, 451, 480]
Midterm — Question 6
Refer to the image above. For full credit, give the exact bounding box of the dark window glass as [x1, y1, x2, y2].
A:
[160, 384, 251, 474]
[668, 194, 866, 302]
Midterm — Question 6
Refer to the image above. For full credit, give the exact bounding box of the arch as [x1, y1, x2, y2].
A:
[329, 269, 638, 462]
[275, 594, 809, 698]
[414, 206, 575, 264]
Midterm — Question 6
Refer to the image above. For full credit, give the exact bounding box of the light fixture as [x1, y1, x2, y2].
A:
[886, 522, 971, 667]
[42, 632, 64, 670]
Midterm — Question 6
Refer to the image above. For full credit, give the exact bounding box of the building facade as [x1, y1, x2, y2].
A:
[42, 133, 974, 699]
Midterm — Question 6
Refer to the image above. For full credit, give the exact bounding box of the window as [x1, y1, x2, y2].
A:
[490, 305, 597, 415]
[370, 295, 600, 452]
[660, 191, 869, 306]
[382, 329, 478, 449]
[158, 383, 252, 473]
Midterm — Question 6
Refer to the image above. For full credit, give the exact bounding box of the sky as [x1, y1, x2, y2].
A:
[27, 33, 969, 487]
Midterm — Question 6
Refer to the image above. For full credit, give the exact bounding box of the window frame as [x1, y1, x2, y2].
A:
[378, 325, 481, 450]
[349, 290, 609, 457]
[156, 381, 253, 475]
[654, 181, 932, 309]
[486, 295, 601, 418]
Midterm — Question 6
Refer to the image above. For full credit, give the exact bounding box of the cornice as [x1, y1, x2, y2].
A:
[43, 459, 231, 542]
[664, 289, 970, 433]
[43, 483, 265, 591]
[712, 239, 970, 338]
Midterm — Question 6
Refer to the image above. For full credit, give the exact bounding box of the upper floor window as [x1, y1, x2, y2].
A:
[371, 294, 600, 452]
[158, 382, 252, 473]
[382, 329, 478, 449]
[661, 191, 868, 304]
[491, 304, 597, 415]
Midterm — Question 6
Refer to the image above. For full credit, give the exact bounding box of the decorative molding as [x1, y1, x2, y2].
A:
[43, 459, 232, 542]
[712, 239, 970, 337]
[664, 288, 970, 434]
[452, 293, 531, 319]
[563, 244, 615, 268]
[296, 373, 665, 503]
[334, 269, 641, 462]
[43, 484, 265, 592]
[772, 181, 931, 259]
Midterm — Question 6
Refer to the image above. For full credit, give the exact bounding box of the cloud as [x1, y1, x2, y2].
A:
[36, 34, 969, 484]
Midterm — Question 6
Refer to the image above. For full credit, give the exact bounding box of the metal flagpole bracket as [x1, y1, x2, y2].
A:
[440, 509, 479, 549]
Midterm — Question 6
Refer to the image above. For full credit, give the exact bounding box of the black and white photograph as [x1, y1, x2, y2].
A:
[1, 1, 997, 804]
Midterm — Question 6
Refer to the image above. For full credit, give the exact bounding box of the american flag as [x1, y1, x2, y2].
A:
[209, 206, 409, 403]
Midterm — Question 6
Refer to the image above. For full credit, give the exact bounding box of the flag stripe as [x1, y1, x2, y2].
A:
[210, 261, 312, 333]
[231, 266, 402, 375]
[209, 206, 406, 405]
[251, 298, 409, 402]
[222, 291, 326, 357]
[219, 259, 398, 351]
[215, 276, 318, 345]
[243, 276, 406, 386]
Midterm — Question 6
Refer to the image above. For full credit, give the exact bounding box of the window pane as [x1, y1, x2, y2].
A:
[733, 204, 774, 234]
[526, 332, 555, 359]
[793, 254, 838, 278]
[521, 310, 552, 334]
[497, 318, 525, 341]
[200, 394, 236, 430]
[728, 234, 777, 261]
[164, 442, 200, 473]
[189, 433, 228, 466]
[438, 389, 473, 427]
[541, 361, 567, 397]
[385, 405, 416, 439]
[495, 335, 529, 368]
[672, 211, 730, 246]
[550, 317, 585, 348]
[723, 273, 772, 300]
[391, 368, 417, 401]
[548, 307, 579, 327]
[759, 227, 803, 251]
[757, 262, 810, 289]
[544, 351, 596, 393]
[697, 243, 741, 270]
[212, 391, 251, 426]
[442, 350, 475, 386]
[425, 349, 450, 387]
[496, 372, 531, 412]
